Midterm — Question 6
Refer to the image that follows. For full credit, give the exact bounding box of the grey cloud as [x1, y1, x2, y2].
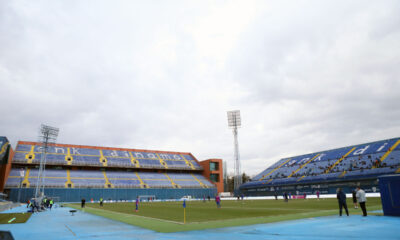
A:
[1, 1, 399, 176]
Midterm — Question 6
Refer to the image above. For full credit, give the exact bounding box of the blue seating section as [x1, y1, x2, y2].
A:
[5, 168, 214, 189]
[193, 174, 215, 187]
[12, 143, 203, 171]
[0, 137, 9, 161]
[243, 137, 400, 189]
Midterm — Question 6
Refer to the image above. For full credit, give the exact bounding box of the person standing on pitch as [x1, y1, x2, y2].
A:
[215, 195, 221, 208]
[352, 189, 358, 209]
[81, 198, 86, 208]
[336, 188, 349, 216]
[100, 197, 103, 207]
[356, 186, 367, 216]
[135, 196, 139, 212]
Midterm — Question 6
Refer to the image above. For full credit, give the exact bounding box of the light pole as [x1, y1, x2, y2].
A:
[35, 124, 59, 199]
[227, 110, 242, 191]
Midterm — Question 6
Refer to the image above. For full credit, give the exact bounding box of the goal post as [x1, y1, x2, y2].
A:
[138, 195, 156, 201]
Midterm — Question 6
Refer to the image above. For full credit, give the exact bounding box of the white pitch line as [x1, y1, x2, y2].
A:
[220, 206, 326, 211]
[84, 206, 184, 225]
[64, 224, 76, 236]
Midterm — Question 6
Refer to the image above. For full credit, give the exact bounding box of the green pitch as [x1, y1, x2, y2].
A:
[67, 198, 382, 232]
[0, 213, 32, 224]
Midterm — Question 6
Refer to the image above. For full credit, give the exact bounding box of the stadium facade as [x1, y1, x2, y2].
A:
[240, 137, 400, 196]
[0, 139, 222, 202]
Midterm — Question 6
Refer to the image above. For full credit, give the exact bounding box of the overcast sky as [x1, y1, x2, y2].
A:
[1, 0, 399, 176]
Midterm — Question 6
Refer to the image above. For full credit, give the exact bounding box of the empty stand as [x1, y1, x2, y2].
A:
[5, 168, 213, 190]
[12, 143, 204, 171]
[241, 137, 400, 190]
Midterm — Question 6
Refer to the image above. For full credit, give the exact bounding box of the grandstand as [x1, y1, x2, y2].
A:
[240, 137, 400, 195]
[3, 141, 219, 202]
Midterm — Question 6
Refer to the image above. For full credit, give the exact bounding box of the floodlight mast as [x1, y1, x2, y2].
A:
[227, 110, 241, 192]
[34, 124, 59, 199]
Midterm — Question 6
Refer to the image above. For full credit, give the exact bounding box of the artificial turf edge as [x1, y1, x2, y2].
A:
[66, 202, 383, 233]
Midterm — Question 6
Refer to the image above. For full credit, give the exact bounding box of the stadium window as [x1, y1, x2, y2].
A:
[210, 162, 219, 171]
[210, 174, 219, 182]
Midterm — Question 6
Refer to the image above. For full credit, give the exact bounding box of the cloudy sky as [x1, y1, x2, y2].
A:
[1, 0, 399, 176]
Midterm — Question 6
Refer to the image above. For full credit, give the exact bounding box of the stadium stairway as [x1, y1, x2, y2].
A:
[65, 170, 74, 188]
[325, 147, 356, 174]
[25, 145, 35, 164]
[164, 173, 181, 188]
[129, 152, 140, 168]
[135, 172, 148, 188]
[65, 148, 73, 165]
[191, 174, 208, 188]
[156, 153, 169, 169]
[21, 169, 30, 188]
[288, 154, 320, 178]
[102, 171, 114, 188]
[259, 159, 291, 181]
[182, 155, 196, 170]
[376, 139, 400, 166]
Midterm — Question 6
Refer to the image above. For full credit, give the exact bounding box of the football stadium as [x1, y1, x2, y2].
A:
[1, 1, 400, 239]
[0, 135, 399, 239]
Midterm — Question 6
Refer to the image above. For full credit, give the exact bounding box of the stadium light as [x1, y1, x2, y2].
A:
[227, 110, 242, 192]
[35, 124, 59, 199]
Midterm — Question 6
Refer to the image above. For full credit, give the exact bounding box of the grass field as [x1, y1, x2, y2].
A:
[0, 213, 32, 224]
[67, 198, 382, 232]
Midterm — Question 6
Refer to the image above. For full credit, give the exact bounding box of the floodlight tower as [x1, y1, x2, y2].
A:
[35, 124, 59, 199]
[227, 110, 242, 191]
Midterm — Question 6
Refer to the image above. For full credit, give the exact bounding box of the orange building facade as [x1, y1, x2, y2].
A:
[199, 159, 224, 193]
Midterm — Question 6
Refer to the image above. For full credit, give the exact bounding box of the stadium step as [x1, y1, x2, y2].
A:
[156, 153, 169, 169]
[25, 145, 35, 163]
[129, 152, 140, 168]
[0, 141, 8, 156]
[288, 154, 321, 178]
[325, 147, 356, 174]
[164, 173, 181, 188]
[191, 174, 208, 188]
[99, 150, 108, 167]
[296, 175, 305, 182]
[21, 168, 30, 187]
[65, 148, 73, 165]
[263, 179, 273, 184]
[378, 139, 400, 164]
[259, 159, 291, 181]
[65, 169, 74, 188]
[135, 172, 148, 188]
[102, 171, 114, 188]
[181, 155, 196, 170]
